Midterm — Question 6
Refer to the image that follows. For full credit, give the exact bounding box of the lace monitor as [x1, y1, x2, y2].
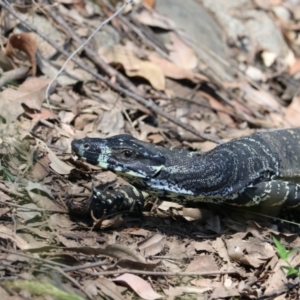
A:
[67, 183, 147, 218]
[71, 128, 300, 211]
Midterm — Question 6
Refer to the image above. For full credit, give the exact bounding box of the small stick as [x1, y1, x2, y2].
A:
[44, 0, 134, 109]
[0, 1, 222, 144]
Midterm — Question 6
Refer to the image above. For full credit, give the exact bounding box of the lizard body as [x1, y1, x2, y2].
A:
[71, 129, 300, 207]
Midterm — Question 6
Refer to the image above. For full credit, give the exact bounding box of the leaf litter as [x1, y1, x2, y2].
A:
[0, 0, 300, 299]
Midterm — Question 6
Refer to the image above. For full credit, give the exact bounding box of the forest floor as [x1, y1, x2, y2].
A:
[0, 0, 300, 299]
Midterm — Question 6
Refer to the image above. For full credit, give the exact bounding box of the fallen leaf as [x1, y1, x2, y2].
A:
[284, 96, 300, 127]
[181, 207, 213, 221]
[164, 286, 212, 299]
[129, 228, 151, 237]
[96, 108, 124, 135]
[158, 201, 183, 211]
[204, 92, 235, 127]
[147, 53, 208, 83]
[147, 133, 164, 144]
[167, 33, 198, 70]
[289, 58, 300, 75]
[0, 77, 54, 122]
[137, 233, 165, 257]
[143, 0, 155, 8]
[133, 5, 175, 29]
[113, 273, 161, 300]
[99, 215, 126, 229]
[226, 233, 275, 268]
[4, 32, 38, 76]
[99, 45, 165, 90]
[36, 139, 73, 175]
[16, 203, 41, 221]
[115, 259, 159, 271]
[186, 255, 219, 272]
[96, 278, 123, 300]
[0, 225, 31, 250]
[25, 181, 59, 210]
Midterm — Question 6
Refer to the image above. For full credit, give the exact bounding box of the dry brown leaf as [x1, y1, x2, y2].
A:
[143, 0, 155, 8]
[63, 244, 146, 263]
[226, 233, 275, 268]
[95, 277, 123, 300]
[83, 280, 98, 297]
[137, 233, 165, 257]
[25, 107, 56, 122]
[4, 33, 38, 76]
[129, 228, 151, 237]
[167, 33, 198, 70]
[166, 240, 192, 260]
[163, 286, 212, 299]
[113, 273, 162, 300]
[99, 45, 165, 90]
[147, 53, 208, 83]
[289, 58, 300, 75]
[36, 140, 73, 175]
[0, 225, 31, 250]
[185, 255, 219, 272]
[133, 5, 175, 29]
[25, 181, 60, 210]
[201, 91, 235, 127]
[210, 286, 240, 299]
[284, 96, 300, 127]
[16, 203, 41, 221]
[181, 207, 213, 221]
[19, 77, 53, 110]
[147, 133, 164, 144]
[241, 85, 282, 112]
[59, 111, 76, 124]
[212, 238, 234, 268]
[0, 77, 54, 122]
[264, 259, 288, 295]
[98, 215, 126, 229]
[115, 259, 159, 271]
[194, 240, 214, 253]
[158, 201, 183, 211]
[96, 108, 124, 135]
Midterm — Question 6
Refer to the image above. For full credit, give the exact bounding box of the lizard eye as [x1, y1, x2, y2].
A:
[122, 150, 134, 159]
[84, 143, 90, 150]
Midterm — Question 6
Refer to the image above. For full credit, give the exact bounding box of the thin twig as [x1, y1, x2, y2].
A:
[93, 269, 237, 277]
[0, 247, 70, 267]
[45, 0, 134, 107]
[0, 1, 222, 144]
[0, 184, 24, 198]
[0, 200, 67, 214]
[256, 281, 299, 300]
[43, 0, 140, 95]
[0, 247, 92, 299]
[62, 261, 109, 272]
[102, 0, 170, 61]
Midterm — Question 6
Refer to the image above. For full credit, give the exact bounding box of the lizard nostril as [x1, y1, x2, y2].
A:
[84, 143, 90, 150]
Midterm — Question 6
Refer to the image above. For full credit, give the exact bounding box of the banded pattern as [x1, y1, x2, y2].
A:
[71, 129, 300, 207]
[68, 185, 147, 217]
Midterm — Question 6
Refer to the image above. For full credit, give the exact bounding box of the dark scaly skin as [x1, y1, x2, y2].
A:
[67, 185, 147, 217]
[71, 129, 300, 207]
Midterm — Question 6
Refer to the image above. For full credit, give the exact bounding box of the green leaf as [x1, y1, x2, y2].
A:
[273, 237, 289, 260]
[287, 268, 299, 276]
[282, 266, 299, 276]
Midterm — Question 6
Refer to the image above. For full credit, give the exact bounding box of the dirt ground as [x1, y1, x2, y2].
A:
[0, 0, 300, 299]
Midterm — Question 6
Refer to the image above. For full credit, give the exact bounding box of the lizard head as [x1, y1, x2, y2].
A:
[71, 134, 166, 179]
